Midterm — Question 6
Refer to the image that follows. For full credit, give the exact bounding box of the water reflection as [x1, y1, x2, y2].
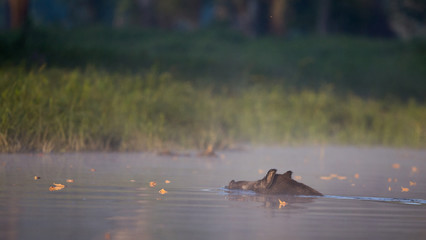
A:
[225, 190, 317, 209]
[1, 147, 426, 240]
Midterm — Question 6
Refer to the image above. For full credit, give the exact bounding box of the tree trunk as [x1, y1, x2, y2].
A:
[269, 0, 288, 36]
[8, 0, 29, 29]
[316, 0, 331, 36]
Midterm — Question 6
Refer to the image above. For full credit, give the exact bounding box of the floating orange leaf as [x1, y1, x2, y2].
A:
[354, 173, 359, 179]
[388, 186, 392, 191]
[392, 163, 400, 169]
[411, 166, 418, 173]
[104, 232, 111, 240]
[49, 183, 66, 191]
[320, 174, 347, 181]
[320, 176, 333, 180]
[90, 168, 96, 172]
[66, 179, 74, 183]
[294, 175, 302, 181]
[278, 199, 287, 208]
[409, 181, 416, 186]
[387, 178, 392, 183]
[34, 176, 41, 180]
[401, 187, 409, 192]
[159, 188, 168, 194]
[165, 180, 171, 184]
[149, 181, 157, 187]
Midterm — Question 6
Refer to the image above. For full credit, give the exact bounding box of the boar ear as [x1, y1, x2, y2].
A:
[227, 180, 235, 189]
[264, 169, 277, 189]
[283, 171, 293, 179]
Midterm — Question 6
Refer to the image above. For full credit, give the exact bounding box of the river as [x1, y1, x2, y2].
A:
[1, 146, 425, 239]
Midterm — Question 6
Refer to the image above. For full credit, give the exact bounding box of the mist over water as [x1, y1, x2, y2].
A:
[1, 146, 425, 240]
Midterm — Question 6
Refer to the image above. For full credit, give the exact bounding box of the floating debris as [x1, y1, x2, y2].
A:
[411, 166, 418, 173]
[354, 173, 359, 179]
[320, 173, 347, 181]
[90, 168, 96, 172]
[387, 178, 392, 183]
[157, 150, 190, 157]
[159, 188, 168, 194]
[258, 169, 265, 175]
[388, 186, 392, 191]
[392, 163, 400, 169]
[66, 179, 74, 183]
[409, 181, 416, 186]
[165, 180, 171, 184]
[198, 144, 217, 157]
[401, 187, 410, 192]
[149, 181, 157, 187]
[294, 175, 302, 181]
[49, 183, 66, 191]
[104, 232, 111, 240]
[34, 176, 41, 180]
[278, 199, 287, 208]
[129, 179, 135, 182]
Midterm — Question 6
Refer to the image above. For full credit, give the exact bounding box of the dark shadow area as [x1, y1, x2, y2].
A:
[1, 26, 426, 102]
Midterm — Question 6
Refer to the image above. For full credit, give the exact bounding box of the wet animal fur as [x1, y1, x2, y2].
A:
[227, 169, 322, 196]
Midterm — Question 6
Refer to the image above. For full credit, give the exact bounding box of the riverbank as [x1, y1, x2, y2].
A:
[1, 66, 425, 152]
[1, 28, 425, 152]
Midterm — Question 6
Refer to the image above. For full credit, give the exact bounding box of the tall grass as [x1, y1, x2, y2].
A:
[1, 66, 425, 152]
[2, 27, 426, 101]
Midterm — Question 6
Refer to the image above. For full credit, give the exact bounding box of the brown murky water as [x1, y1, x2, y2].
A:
[1, 146, 426, 240]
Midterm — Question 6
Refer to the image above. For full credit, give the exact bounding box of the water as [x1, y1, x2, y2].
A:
[1, 146, 426, 240]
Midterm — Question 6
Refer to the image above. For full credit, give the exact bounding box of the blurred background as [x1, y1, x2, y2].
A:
[2, 0, 426, 39]
[1, 0, 426, 152]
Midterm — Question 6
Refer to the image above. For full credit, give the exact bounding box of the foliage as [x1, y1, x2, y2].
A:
[1, 66, 425, 152]
[1, 28, 425, 152]
[1, 27, 426, 100]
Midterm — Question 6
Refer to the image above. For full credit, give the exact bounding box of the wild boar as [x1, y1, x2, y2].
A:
[227, 169, 322, 196]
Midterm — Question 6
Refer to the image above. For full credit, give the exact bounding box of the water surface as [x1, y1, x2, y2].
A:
[1, 146, 425, 239]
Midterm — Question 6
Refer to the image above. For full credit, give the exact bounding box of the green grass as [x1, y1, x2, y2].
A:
[1, 66, 425, 152]
[1, 27, 425, 152]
